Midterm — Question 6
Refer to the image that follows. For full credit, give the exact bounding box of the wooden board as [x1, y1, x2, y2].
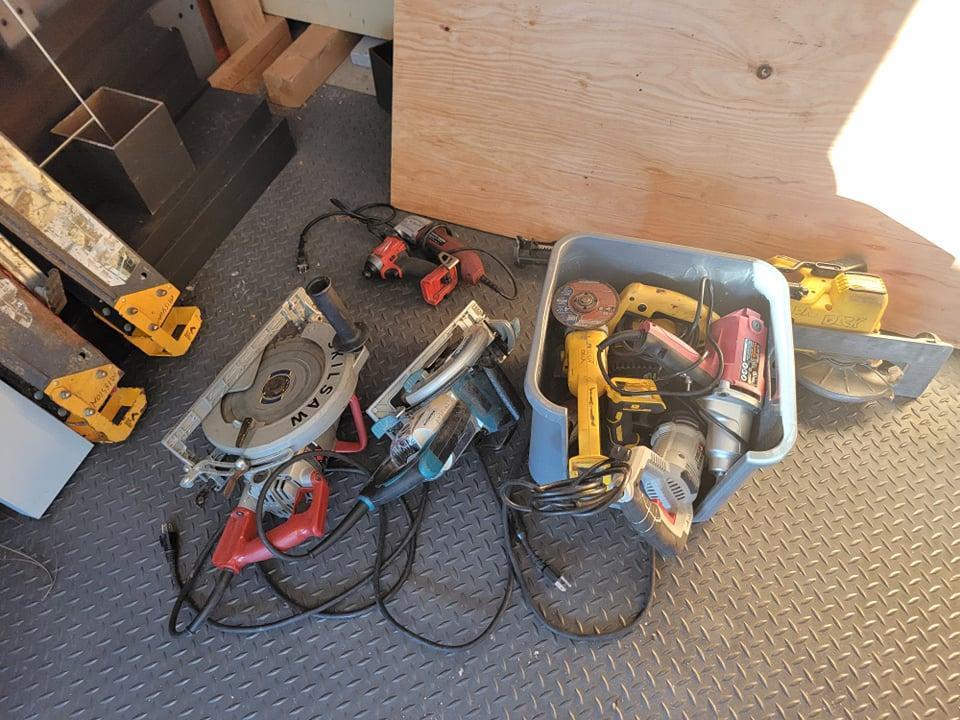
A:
[263, 24, 359, 107]
[209, 15, 292, 94]
[210, 0, 266, 53]
[262, 0, 393, 39]
[391, 0, 960, 342]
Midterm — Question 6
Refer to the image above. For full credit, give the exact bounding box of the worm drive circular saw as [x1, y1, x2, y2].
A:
[162, 278, 369, 571]
[770, 256, 952, 402]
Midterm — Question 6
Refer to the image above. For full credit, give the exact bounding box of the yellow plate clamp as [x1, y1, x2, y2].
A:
[44, 363, 146, 443]
[97, 283, 202, 357]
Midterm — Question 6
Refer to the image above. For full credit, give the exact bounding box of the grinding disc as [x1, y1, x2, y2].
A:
[221, 337, 327, 425]
[551, 280, 618, 329]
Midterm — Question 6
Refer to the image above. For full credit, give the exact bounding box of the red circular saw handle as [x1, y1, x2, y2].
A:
[212, 474, 331, 573]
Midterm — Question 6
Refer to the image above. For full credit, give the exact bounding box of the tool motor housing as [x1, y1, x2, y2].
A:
[710, 308, 766, 397]
[702, 308, 767, 477]
[646, 418, 705, 508]
[770, 255, 888, 333]
[364, 235, 411, 280]
[611, 282, 718, 337]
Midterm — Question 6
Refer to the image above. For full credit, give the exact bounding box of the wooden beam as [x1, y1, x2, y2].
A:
[262, 0, 393, 39]
[390, 0, 960, 342]
[210, 0, 267, 53]
[263, 25, 359, 107]
[209, 15, 292, 94]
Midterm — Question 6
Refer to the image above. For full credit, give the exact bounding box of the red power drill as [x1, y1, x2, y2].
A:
[394, 215, 510, 296]
[363, 234, 460, 306]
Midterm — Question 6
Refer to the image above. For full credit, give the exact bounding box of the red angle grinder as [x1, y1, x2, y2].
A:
[627, 308, 767, 475]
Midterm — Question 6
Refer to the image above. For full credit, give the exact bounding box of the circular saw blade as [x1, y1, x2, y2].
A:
[221, 337, 327, 425]
[796, 352, 894, 403]
[551, 280, 618, 329]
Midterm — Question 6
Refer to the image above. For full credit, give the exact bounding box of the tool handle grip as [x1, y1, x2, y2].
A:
[306, 276, 366, 351]
[577, 379, 603, 460]
[424, 226, 484, 285]
[333, 395, 369, 453]
[360, 461, 425, 508]
[399, 255, 439, 279]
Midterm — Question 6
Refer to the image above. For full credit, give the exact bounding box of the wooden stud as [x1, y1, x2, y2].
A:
[209, 15, 292, 94]
[263, 25, 359, 107]
[210, 0, 267, 54]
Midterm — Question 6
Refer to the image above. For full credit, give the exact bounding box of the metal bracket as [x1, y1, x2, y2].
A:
[149, 0, 219, 78]
[101, 283, 202, 357]
[792, 325, 953, 399]
[46, 365, 147, 443]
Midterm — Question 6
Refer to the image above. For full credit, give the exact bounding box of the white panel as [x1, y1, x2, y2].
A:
[0, 380, 91, 518]
[261, 0, 393, 39]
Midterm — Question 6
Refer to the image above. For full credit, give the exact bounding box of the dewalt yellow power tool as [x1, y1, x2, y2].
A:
[610, 282, 719, 338]
[552, 280, 665, 474]
[770, 255, 951, 403]
[769, 256, 887, 332]
[563, 328, 608, 475]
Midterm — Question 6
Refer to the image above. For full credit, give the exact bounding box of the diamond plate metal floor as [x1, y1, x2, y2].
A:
[2, 86, 959, 720]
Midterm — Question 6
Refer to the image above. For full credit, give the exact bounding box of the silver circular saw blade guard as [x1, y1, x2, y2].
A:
[202, 321, 363, 459]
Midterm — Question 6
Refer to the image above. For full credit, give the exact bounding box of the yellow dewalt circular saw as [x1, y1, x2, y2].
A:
[770, 255, 951, 403]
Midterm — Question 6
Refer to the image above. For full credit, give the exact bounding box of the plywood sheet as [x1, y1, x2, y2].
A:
[391, 0, 960, 342]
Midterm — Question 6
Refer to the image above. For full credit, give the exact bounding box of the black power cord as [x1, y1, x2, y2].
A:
[500, 500, 656, 641]
[476, 448, 658, 640]
[165, 455, 514, 647]
[369, 483, 515, 652]
[164, 458, 428, 636]
[499, 457, 630, 516]
[297, 199, 398, 273]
